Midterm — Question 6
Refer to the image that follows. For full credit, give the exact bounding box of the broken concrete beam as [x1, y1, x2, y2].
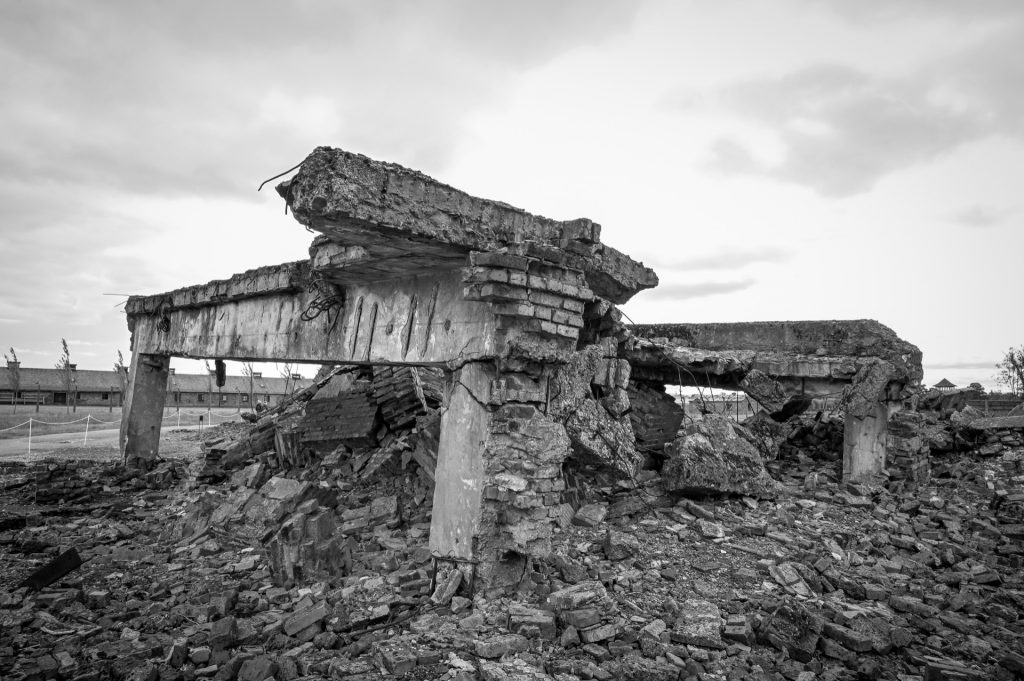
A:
[626, 319, 922, 400]
[277, 147, 656, 303]
[124, 262, 310, 317]
[429, 363, 490, 561]
[120, 352, 170, 470]
[843, 402, 889, 482]
[19, 548, 83, 590]
[127, 268, 499, 365]
[630, 320, 921, 370]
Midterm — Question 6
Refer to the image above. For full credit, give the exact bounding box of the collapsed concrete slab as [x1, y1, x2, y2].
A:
[120, 147, 922, 586]
[121, 147, 656, 587]
[625, 320, 923, 481]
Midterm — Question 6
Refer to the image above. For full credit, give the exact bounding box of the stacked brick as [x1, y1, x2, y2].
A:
[0, 459, 182, 504]
[545, 581, 624, 647]
[462, 248, 593, 351]
[481, 403, 571, 559]
[2, 460, 105, 505]
[886, 411, 931, 485]
[202, 426, 276, 480]
[370, 367, 440, 430]
[299, 391, 380, 448]
[965, 418, 1024, 457]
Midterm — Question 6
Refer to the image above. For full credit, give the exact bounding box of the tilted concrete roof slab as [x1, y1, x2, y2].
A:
[276, 147, 657, 303]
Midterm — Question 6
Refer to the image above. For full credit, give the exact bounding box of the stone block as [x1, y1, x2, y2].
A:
[237, 656, 278, 681]
[547, 581, 610, 612]
[475, 634, 529, 659]
[672, 599, 724, 649]
[507, 604, 557, 639]
[580, 622, 619, 643]
[209, 616, 237, 651]
[560, 608, 602, 630]
[283, 602, 328, 636]
[603, 528, 640, 560]
[823, 622, 874, 653]
[572, 503, 608, 528]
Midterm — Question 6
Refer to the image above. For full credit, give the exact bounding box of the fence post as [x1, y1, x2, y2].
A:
[83, 415, 90, 445]
[27, 418, 32, 456]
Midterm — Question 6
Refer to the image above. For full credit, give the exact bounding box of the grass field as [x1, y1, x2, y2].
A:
[0, 405, 246, 440]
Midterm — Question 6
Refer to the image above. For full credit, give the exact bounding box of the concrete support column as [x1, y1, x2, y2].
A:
[120, 352, 170, 471]
[429, 362, 492, 560]
[842, 401, 889, 482]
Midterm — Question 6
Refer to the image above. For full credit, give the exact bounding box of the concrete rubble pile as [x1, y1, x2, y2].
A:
[3, 404, 1024, 680]
[3, 147, 1022, 679]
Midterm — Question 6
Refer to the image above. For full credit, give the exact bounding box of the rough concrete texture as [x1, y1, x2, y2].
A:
[119, 352, 170, 471]
[843, 402, 890, 482]
[277, 147, 657, 303]
[549, 342, 640, 479]
[628, 382, 685, 458]
[626, 319, 923, 412]
[629, 320, 923, 372]
[662, 415, 782, 499]
[738, 368, 789, 414]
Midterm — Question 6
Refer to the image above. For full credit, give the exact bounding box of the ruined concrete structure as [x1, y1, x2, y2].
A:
[625, 320, 923, 480]
[120, 147, 923, 585]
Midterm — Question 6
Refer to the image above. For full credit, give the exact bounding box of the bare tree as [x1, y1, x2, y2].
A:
[279, 362, 294, 397]
[241, 362, 255, 411]
[56, 339, 73, 413]
[4, 348, 20, 413]
[996, 346, 1024, 398]
[114, 350, 129, 407]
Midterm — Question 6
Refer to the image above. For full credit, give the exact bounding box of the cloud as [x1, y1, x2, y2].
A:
[643, 246, 790, 271]
[689, 4, 1024, 197]
[950, 204, 1015, 228]
[811, 0, 1023, 25]
[0, 1, 641, 198]
[704, 64, 987, 197]
[640, 279, 756, 301]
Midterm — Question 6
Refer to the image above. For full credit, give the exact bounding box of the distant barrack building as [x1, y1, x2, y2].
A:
[0, 360, 304, 408]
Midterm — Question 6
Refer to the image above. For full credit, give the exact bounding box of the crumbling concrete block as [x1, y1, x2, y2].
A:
[662, 415, 781, 499]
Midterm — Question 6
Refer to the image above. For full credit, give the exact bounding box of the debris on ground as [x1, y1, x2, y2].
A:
[2, 379, 1023, 681]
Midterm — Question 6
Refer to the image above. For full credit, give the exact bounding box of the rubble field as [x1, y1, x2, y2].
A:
[3, 382, 1024, 681]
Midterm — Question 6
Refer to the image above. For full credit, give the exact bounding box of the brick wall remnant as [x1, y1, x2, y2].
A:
[628, 382, 685, 458]
[886, 411, 931, 485]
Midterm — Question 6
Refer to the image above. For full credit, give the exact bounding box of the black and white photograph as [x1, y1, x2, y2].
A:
[1, 2, 1023, 679]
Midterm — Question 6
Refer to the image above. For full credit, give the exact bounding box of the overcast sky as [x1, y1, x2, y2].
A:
[1, 0, 1021, 389]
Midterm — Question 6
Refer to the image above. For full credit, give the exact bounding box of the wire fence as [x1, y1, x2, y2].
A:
[0, 409, 244, 455]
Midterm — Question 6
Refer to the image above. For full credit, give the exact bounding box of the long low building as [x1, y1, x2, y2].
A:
[0, 361, 305, 408]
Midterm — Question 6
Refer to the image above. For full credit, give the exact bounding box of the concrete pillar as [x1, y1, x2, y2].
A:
[429, 362, 492, 560]
[120, 352, 170, 470]
[842, 401, 889, 481]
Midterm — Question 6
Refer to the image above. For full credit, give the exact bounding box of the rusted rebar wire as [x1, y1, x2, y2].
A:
[257, 161, 304, 192]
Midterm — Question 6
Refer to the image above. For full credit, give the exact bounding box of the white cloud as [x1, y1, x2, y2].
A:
[704, 64, 987, 197]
